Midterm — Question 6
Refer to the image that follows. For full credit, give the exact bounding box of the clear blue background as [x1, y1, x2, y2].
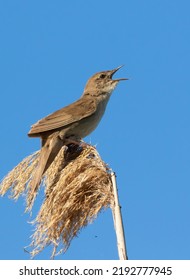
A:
[0, 0, 189, 260]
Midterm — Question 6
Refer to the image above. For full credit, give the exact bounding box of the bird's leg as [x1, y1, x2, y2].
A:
[60, 136, 90, 163]
[64, 136, 89, 148]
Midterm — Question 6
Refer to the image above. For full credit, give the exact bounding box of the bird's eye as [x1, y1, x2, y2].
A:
[99, 74, 106, 79]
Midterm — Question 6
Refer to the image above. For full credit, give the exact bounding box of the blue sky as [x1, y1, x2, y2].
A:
[0, 0, 189, 260]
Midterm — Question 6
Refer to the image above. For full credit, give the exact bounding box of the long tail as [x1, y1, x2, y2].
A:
[30, 133, 63, 196]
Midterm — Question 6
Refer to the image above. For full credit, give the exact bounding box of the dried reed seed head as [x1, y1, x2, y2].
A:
[0, 152, 39, 200]
[0, 144, 114, 258]
[29, 145, 114, 257]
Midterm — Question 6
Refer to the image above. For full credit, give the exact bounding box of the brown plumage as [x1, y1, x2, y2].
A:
[28, 66, 127, 192]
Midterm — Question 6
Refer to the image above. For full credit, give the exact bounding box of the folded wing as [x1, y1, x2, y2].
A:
[28, 97, 96, 137]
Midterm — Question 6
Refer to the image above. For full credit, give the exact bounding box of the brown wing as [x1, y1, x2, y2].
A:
[28, 97, 96, 136]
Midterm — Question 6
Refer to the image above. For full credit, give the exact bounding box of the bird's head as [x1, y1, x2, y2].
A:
[83, 65, 128, 97]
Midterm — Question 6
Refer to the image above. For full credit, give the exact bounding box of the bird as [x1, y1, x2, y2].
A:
[28, 65, 127, 191]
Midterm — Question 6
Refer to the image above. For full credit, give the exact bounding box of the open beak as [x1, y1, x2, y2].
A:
[111, 65, 128, 81]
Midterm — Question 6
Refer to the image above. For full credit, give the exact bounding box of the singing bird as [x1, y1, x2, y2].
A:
[28, 66, 127, 191]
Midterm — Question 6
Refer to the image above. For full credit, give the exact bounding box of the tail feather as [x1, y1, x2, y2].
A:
[30, 134, 63, 194]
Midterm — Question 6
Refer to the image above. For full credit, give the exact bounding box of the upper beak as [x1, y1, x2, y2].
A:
[111, 65, 128, 81]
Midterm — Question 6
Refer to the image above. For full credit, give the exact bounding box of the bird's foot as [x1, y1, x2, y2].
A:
[64, 137, 89, 148]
